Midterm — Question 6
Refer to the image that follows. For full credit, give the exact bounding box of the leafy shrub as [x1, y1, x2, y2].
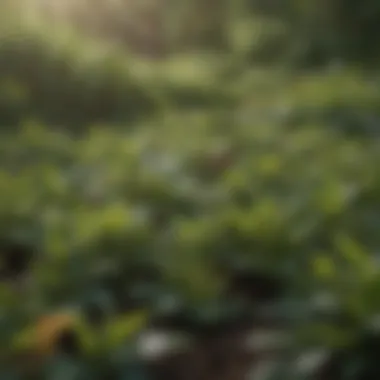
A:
[1, 3, 380, 380]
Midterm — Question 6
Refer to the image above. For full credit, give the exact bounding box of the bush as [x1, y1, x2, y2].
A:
[1, 3, 380, 380]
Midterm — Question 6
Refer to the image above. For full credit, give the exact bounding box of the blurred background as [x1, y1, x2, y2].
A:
[1, 0, 380, 379]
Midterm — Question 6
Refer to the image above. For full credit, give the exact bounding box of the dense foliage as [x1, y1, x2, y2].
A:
[1, 1, 380, 379]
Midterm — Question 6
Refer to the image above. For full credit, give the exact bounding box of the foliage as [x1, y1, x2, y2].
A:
[1, 2, 380, 380]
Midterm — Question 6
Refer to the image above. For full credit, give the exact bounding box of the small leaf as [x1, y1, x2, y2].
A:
[105, 310, 149, 349]
[313, 255, 335, 280]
